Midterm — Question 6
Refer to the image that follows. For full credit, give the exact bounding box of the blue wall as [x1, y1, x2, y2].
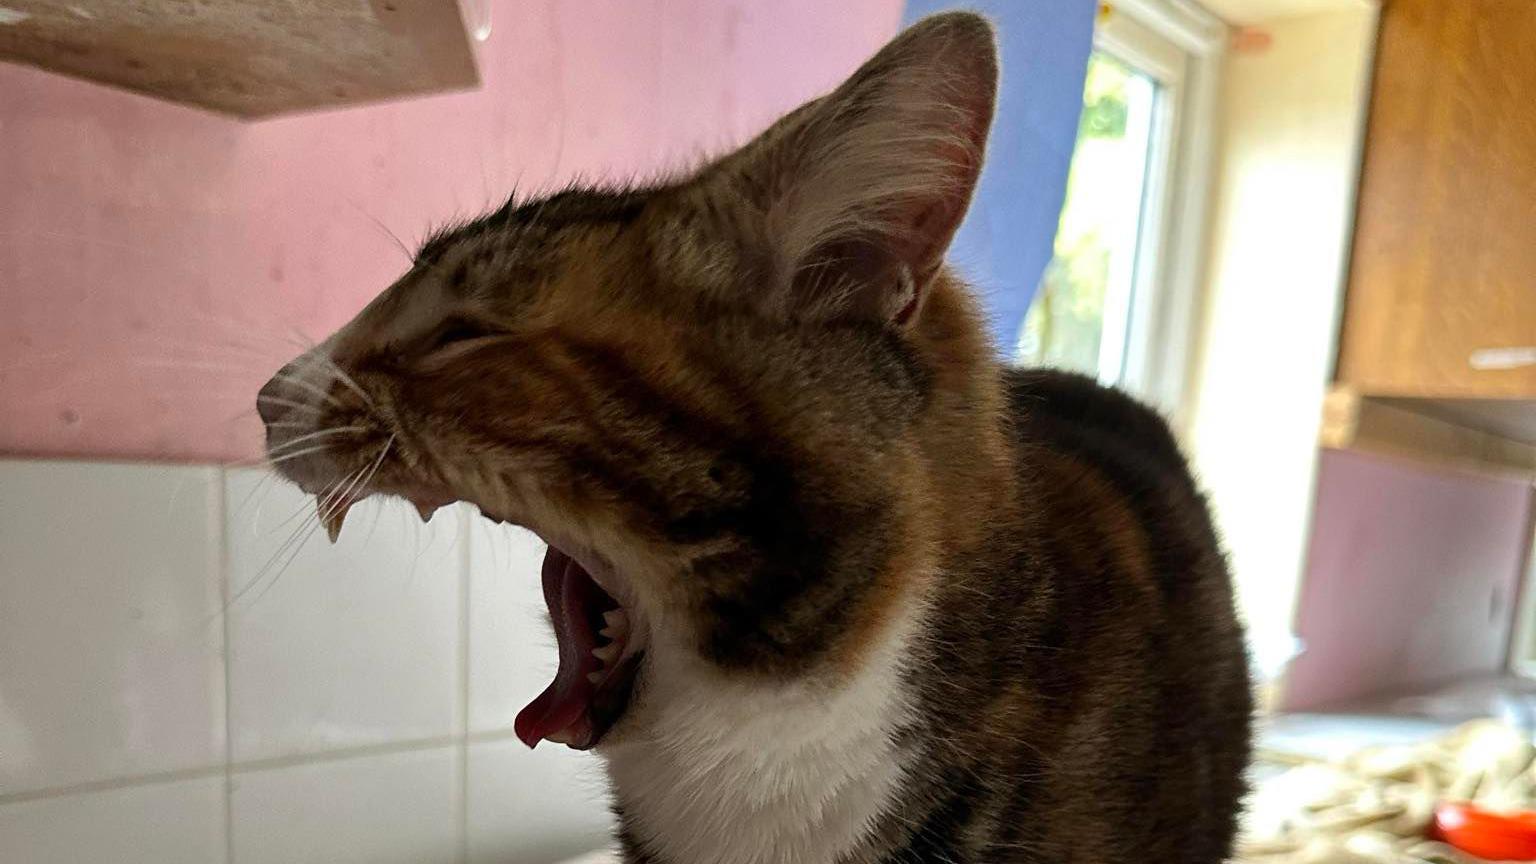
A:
[903, 0, 1096, 349]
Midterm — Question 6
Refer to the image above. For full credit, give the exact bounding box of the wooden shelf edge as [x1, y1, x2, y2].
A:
[1321, 386, 1536, 481]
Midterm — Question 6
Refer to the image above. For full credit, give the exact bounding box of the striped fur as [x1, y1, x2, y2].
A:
[256, 12, 1251, 864]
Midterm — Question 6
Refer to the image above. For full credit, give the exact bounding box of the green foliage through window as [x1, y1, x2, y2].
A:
[1018, 53, 1155, 379]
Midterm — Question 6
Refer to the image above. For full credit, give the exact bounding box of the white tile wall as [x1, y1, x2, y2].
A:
[467, 739, 614, 864]
[224, 469, 462, 761]
[0, 776, 226, 864]
[231, 746, 459, 864]
[0, 461, 225, 794]
[0, 460, 612, 864]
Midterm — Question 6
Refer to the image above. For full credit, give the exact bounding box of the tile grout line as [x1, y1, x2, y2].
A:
[458, 506, 473, 864]
[0, 730, 533, 808]
[216, 466, 236, 864]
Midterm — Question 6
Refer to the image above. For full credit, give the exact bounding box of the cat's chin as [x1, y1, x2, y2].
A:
[311, 486, 645, 751]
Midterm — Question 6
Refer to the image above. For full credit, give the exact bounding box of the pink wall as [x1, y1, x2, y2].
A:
[1283, 449, 1535, 711]
[0, 0, 904, 463]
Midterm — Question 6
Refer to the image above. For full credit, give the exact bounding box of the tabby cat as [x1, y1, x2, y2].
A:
[256, 12, 1251, 863]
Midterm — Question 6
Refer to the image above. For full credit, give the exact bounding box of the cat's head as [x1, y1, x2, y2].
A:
[256, 12, 999, 751]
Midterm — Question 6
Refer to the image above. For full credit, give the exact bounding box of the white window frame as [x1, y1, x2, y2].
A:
[1087, 0, 1226, 433]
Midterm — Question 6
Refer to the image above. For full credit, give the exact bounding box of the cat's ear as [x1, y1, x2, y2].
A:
[697, 12, 997, 326]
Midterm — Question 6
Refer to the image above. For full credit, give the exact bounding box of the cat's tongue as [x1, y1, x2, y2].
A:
[514, 546, 610, 749]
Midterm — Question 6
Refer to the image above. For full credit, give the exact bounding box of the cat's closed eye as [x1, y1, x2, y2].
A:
[429, 316, 497, 350]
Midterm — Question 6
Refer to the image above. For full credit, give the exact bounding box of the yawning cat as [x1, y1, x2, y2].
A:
[256, 12, 1251, 863]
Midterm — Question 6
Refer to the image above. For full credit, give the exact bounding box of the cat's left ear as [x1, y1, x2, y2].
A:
[695, 12, 998, 326]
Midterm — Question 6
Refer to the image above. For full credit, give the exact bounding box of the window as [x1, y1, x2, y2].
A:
[1018, 0, 1224, 425]
[1019, 52, 1160, 380]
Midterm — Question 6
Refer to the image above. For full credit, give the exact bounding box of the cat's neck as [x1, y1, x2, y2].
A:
[909, 273, 1022, 554]
[603, 592, 924, 864]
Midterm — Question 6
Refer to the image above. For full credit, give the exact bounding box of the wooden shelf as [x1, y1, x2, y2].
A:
[1322, 386, 1536, 480]
[0, 1, 478, 118]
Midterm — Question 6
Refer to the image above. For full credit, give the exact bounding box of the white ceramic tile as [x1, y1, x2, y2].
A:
[467, 739, 614, 864]
[0, 460, 225, 794]
[230, 746, 458, 864]
[467, 520, 560, 734]
[224, 469, 463, 761]
[0, 776, 225, 864]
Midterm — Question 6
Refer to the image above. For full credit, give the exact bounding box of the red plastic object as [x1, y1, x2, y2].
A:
[1433, 802, 1536, 861]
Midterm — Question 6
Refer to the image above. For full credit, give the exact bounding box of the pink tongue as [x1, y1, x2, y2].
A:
[514, 547, 605, 749]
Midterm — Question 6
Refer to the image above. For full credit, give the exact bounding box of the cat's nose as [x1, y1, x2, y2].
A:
[256, 375, 289, 426]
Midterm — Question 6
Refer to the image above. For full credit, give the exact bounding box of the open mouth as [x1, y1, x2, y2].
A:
[320, 492, 644, 751]
[515, 545, 644, 749]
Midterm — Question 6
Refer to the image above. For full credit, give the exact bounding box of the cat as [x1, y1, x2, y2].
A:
[255, 12, 1251, 864]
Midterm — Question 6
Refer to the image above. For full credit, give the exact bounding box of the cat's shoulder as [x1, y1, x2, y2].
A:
[1002, 367, 1187, 476]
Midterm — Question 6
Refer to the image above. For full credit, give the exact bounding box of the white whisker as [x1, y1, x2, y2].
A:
[245, 435, 397, 608]
[260, 443, 338, 467]
[310, 353, 375, 409]
[262, 427, 367, 460]
[255, 394, 322, 416]
[267, 370, 343, 408]
[217, 475, 344, 619]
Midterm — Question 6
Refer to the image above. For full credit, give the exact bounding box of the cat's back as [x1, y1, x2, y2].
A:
[910, 367, 1252, 863]
[1006, 367, 1189, 485]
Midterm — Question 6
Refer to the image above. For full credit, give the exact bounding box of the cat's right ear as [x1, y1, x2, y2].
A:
[689, 12, 998, 327]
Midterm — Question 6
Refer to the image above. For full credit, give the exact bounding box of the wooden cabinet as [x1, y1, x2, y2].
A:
[1329, 0, 1536, 473]
[1338, 0, 1536, 398]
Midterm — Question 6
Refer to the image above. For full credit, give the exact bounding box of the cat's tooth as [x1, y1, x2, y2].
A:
[602, 610, 629, 638]
[592, 644, 619, 665]
[414, 501, 438, 523]
[322, 499, 352, 544]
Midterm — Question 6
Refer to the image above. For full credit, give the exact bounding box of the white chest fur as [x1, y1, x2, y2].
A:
[602, 618, 918, 864]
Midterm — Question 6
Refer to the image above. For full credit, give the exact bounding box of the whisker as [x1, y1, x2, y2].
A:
[225, 473, 356, 612]
[283, 327, 318, 353]
[265, 426, 367, 456]
[267, 370, 343, 408]
[256, 474, 338, 536]
[232, 469, 281, 529]
[244, 435, 398, 609]
[217, 477, 342, 620]
[344, 199, 416, 263]
[247, 443, 337, 468]
[255, 394, 323, 415]
[224, 510, 324, 611]
[308, 353, 375, 409]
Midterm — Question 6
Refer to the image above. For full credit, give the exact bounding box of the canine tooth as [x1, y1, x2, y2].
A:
[414, 501, 438, 523]
[592, 644, 619, 664]
[321, 498, 352, 544]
